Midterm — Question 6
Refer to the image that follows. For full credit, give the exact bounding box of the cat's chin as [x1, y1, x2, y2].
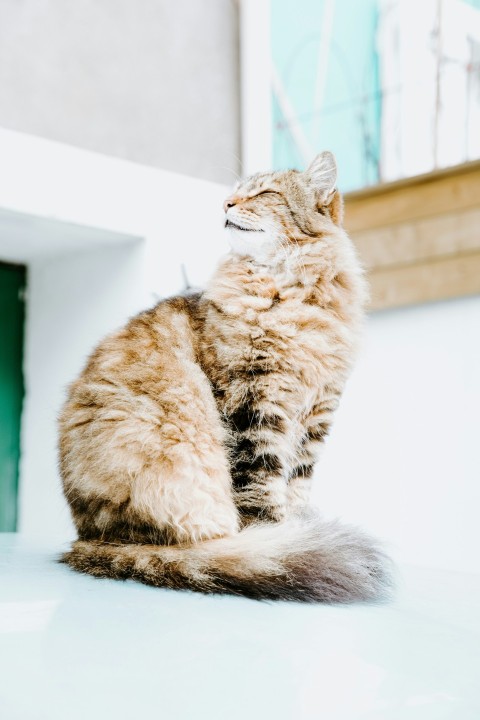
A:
[226, 228, 278, 263]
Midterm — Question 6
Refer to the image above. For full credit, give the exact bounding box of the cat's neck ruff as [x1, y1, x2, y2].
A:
[205, 226, 365, 319]
[223, 232, 343, 287]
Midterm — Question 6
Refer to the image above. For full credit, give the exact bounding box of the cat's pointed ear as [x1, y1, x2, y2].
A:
[305, 151, 337, 206]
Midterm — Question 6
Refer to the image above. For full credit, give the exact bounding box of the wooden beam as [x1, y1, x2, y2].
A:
[342, 161, 480, 310]
[369, 251, 480, 310]
[353, 207, 480, 270]
[345, 160, 480, 233]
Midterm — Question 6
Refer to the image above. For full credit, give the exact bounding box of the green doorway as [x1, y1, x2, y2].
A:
[0, 261, 26, 531]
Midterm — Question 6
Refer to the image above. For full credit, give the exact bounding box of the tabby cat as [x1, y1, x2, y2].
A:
[59, 152, 391, 602]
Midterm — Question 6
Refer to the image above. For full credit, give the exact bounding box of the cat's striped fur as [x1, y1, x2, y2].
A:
[59, 152, 392, 602]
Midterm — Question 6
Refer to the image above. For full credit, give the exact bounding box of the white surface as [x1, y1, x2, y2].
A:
[0, 126, 229, 294]
[314, 295, 480, 575]
[0, 208, 138, 263]
[0, 127, 230, 540]
[1, 534, 479, 720]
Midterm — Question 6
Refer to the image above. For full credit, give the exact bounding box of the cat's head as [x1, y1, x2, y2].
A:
[224, 151, 343, 261]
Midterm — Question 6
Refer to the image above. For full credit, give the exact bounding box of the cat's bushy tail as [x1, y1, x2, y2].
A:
[61, 516, 391, 603]
[60, 511, 393, 603]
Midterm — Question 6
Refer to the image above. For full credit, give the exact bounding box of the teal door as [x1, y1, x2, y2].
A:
[0, 262, 26, 531]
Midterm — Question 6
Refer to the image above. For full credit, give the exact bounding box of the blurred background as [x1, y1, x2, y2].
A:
[271, 0, 480, 187]
[0, 0, 479, 575]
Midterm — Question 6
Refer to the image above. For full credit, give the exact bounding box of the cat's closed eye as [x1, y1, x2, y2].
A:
[254, 189, 283, 199]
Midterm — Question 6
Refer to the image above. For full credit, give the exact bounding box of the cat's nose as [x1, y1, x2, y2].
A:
[223, 196, 238, 213]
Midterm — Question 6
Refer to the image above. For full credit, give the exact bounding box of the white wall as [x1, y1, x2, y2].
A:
[0, 0, 240, 184]
[0, 128, 231, 541]
[314, 295, 480, 574]
[0, 128, 230, 298]
[378, 0, 480, 180]
[19, 243, 145, 541]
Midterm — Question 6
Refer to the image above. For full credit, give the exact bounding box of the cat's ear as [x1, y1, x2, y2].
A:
[305, 151, 337, 206]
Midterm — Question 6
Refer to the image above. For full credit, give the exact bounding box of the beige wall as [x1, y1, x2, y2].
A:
[0, 0, 240, 184]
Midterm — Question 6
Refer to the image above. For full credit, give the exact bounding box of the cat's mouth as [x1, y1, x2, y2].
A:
[225, 219, 264, 233]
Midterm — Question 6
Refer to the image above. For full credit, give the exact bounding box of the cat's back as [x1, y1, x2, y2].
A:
[57, 291, 231, 544]
[74, 294, 201, 385]
[59, 293, 204, 445]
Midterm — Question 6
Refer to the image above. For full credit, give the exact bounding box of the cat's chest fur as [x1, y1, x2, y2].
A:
[201, 262, 355, 419]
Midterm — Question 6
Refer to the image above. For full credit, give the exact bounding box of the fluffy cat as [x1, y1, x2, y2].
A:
[59, 152, 391, 602]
